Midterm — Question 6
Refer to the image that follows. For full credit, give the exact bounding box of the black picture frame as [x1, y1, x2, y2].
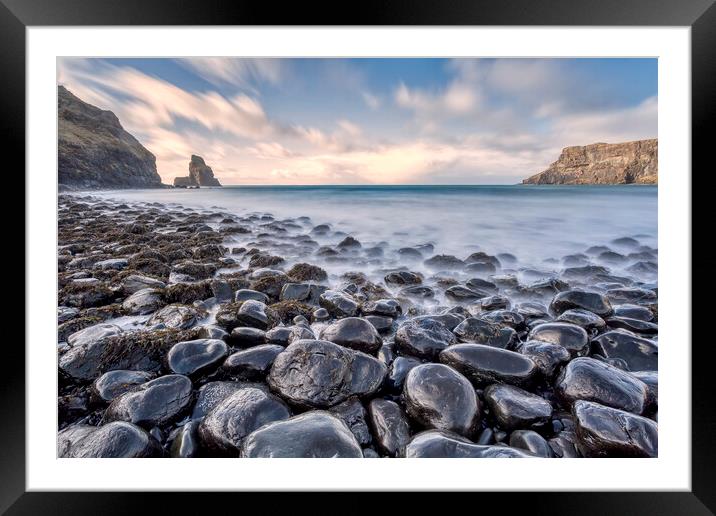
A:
[5, 0, 714, 513]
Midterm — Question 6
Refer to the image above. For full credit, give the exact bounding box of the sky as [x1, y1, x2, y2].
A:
[57, 58, 657, 185]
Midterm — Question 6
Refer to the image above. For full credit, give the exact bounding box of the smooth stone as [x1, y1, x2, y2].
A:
[386, 356, 422, 392]
[222, 344, 284, 380]
[240, 411, 363, 458]
[329, 397, 372, 446]
[66, 421, 163, 458]
[319, 317, 382, 354]
[122, 288, 164, 315]
[394, 317, 456, 359]
[556, 308, 606, 334]
[120, 274, 167, 294]
[606, 316, 658, 334]
[361, 298, 401, 318]
[424, 254, 465, 271]
[591, 329, 658, 371]
[198, 388, 291, 455]
[57, 424, 96, 457]
[478, 310, 525, 330]
[384, 271, 422, 286]
[319, 290, 359, 318]
[607, 286, 658, 303]
[439, 344, 537, 387]
[229, 326, 267, 347]
[453, 317, 517, 349]
[445, 285, 488, 302]
[464, 261, 497, 274]
[528, 322, 589, 357]
[630, 370, 658, 408]
[517, 340, 571, 378]
[90, 370, 154, 404]
[365, 315, 394, 333]
[414, 312, 464, 331]
[484, 383, 552, 430]
[466, 277, 498, 292]
[556, 357, 649, 414]
[403, 363, 480, 437]
[191, 381, 269, 419]
[368, 398, 412, 457]
[573, 400, 658, 457]
[147, 304, 201, 330]
[169, 420, 201, 458]
[613, 304, 654, 322]
[236, 300, 270, 329]
[312, 307, 330, 321]
[280, 282, 326, 304]
[548, 431, 580, 458]
[67, 323, 122, 348]
[399, 285, 435, 299]
[94, 258, 129, 270]
[403, 430, 533, 458]
[550, 289, 613, 317]
[166, 339, 228, 377]
[267, 339, 386, 408]
[235, 289, 270, 304]
[103, 374, 193, 428]
[480, 295, 510, 311]
[509, 430, 553, 457]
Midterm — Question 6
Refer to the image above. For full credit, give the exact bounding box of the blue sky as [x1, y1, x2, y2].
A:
[58, 58, 657, 184]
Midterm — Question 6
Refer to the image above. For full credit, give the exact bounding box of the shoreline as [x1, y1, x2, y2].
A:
[57, 192, 659, 458]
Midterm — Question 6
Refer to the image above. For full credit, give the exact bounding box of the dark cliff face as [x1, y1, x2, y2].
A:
[58, 85, 163, 189]
[173, 155, 222, 187]
[522, 139, 658, 185]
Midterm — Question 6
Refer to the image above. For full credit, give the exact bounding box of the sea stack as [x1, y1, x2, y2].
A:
[58, 85, 163, 189]
[522, 139, 657, 185]
[174, 155, 222, 187]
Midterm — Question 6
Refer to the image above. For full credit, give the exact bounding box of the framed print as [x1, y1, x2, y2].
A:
[5, 0, 715, 512]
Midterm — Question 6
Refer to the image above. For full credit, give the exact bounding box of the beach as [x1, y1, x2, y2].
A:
[57, 186, 658, 458]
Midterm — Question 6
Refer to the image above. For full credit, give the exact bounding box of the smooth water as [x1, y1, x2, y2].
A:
[84, 185, 657, 268]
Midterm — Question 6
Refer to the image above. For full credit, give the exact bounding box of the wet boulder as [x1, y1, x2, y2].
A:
[556, 357, 649, 414]
[368, 398, 412, 457]
[591, 329, 658, 371]
[517, 341, 571, 378]
[90, 370, 154, 404]
[267, 339, 386, 408]
[120, 274, 166, 295]
[240, 411, 363, 458]
[384, 271, 422, 286]
[147, 304, 202, 330]
[556, 309, 606, 334]
[361, 298, 401, 318]
[509, 430, 553, 457]
[122, 288, 164, 315]
[613, 304, 654, 321]
[166, 339, 228, 377]
[280, 283, 327, 304]
[386, 356, 422, 392]
[439, 344, 537, 387]
[453, 317, 517, 349]
[103, 374, 194, 428]
[528, 322, 589, 357]
[329, 397, 372, 446]
[484, 383, 552, 430]
[236, 299, 271, 329]
[394, 317, 457, 359]
[550, 289, 613, 318]
[198, 388, 291, 455]
[424, 254, 465, 271]
[402, 430, 533, 458]
[57, 424, 96, 457]
[605, 316, 658, 335]
[65, 421, 163, 458]
[445, 285, 488, 303]
[573, 400, 657, 457]
[67, 323, 122, 348]
[169, 420, 201, 458]
[235, 289, 270, 304]
[222, 344, 284, 380]
[319, 290, 359, 318]
[319, 317, 382, 354]
[191, 380, 269, 419]
[228, 327, 266, 347]
[403, 363, 480, 437]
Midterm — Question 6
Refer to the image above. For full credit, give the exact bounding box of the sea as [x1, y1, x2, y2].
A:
[83, 185, 657, 271]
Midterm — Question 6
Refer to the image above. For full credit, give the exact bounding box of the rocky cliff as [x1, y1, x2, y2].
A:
[58, 86, 163, 189]
[173, 155, 222, 187]
[522, 139, 657, 185]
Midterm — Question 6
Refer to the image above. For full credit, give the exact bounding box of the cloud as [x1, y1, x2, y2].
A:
[177, 58, 286, 89]
[362, 92, 381, 110]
